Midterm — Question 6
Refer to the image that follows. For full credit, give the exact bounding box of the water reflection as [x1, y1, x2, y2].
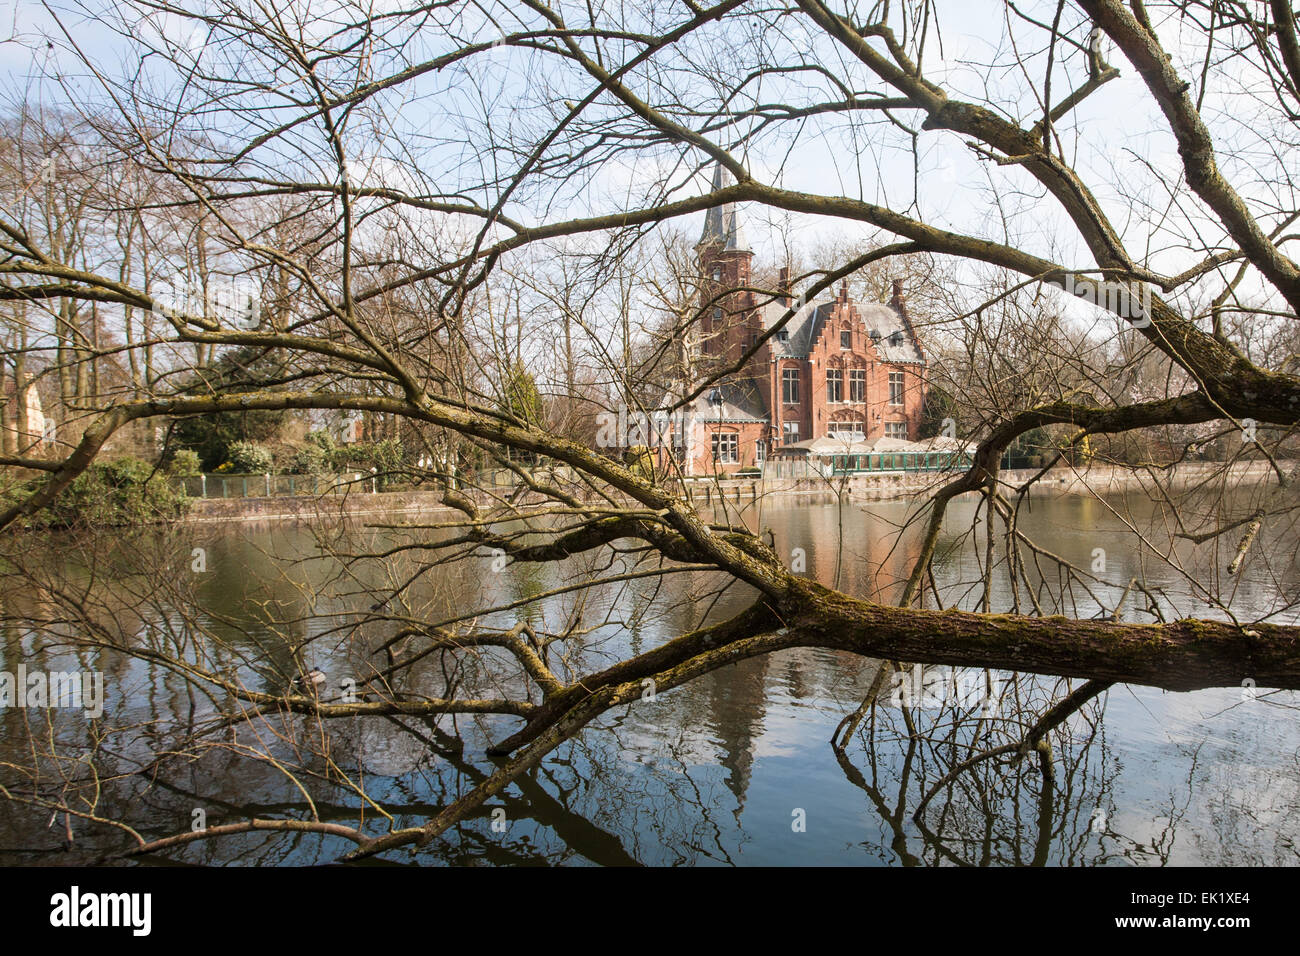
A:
[0, 493, 1297, 865]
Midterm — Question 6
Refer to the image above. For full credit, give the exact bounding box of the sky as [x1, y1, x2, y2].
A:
[0, 0, 1292, 340]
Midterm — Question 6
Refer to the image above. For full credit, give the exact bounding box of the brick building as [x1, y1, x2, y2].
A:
[681, 165, 928, 475]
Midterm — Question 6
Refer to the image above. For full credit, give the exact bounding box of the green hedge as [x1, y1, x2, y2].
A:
[2, 457, 190, 530]
[223, 441, 274, 474]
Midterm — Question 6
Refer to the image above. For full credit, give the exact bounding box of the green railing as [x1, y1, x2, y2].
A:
[829, 452, 972, 475]
[175, 473, 381, 499]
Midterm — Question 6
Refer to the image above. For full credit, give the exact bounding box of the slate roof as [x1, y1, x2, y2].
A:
[691, 378, 767, 423]
[697, 165, 751, 254]
[756, 297, 924, 364]
[755, 298, 826, 357]
[855, 302, 926, 364]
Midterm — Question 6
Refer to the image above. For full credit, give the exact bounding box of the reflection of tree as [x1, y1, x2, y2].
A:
[4, 0, 1300, 867]
[0, 508, 1293, 866]
[830, 669, 1120, 866]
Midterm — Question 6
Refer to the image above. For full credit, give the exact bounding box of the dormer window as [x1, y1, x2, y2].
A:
[776, 329, 789, 343]
[890, 331, 904, 347]
[869, 330, 881, 343]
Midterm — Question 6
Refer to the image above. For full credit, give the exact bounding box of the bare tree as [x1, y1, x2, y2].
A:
[1, 0, 1298, 861]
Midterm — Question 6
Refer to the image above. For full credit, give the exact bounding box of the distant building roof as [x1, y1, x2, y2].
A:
[777, 435, 977, 458]
[697, 165, 751, 254]
[692, 379, 767, 423]
[757, 297, 925, 364]
[912, 435, 980, 454]
[856, 302, 925, 364]
[756, 298, 824, 357]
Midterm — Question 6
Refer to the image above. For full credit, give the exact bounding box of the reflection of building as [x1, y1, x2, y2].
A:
[0, 375, 47, 454]
[682, 164, 928, 475]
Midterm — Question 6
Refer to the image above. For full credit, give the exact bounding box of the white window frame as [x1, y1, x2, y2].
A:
[889, 370, 905, 405]
[849, 368, 866, 403]
[711, 432, 738, 463]
[782, 367, 800, 404]
[826, 367, 843, 403]
[828, 421, 865, 440]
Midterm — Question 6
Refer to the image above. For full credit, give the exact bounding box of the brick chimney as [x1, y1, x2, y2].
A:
[889, 276, 924, 363]
[838, 279, 849, 302]
[778, 266, 791, 306]
[890, 278, 905, 307]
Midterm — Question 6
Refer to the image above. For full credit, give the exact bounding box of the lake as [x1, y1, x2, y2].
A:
[1, 489, 1297, 865]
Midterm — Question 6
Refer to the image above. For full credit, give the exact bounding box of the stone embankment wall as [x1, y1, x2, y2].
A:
[186, 460, 1289, 523]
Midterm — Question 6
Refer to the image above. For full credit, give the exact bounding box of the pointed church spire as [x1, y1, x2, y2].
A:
[697, 163, 751, 254]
